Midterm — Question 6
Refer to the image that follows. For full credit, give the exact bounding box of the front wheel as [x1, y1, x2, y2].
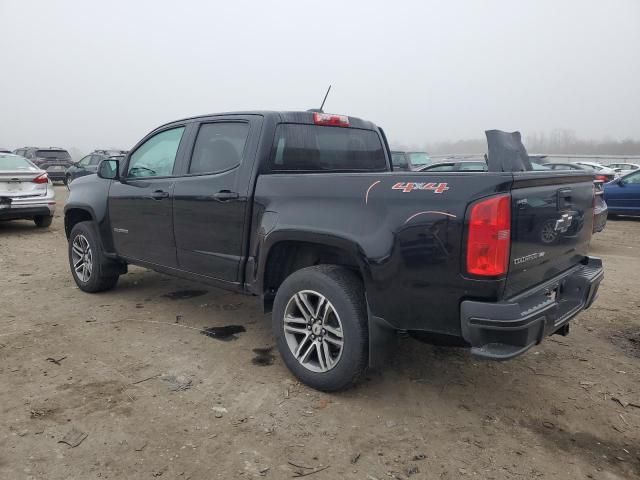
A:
[68, 221, 119, 292]
[272, 265, 368, 392]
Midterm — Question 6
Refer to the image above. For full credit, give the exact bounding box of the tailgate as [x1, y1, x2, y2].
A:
[505, 173, 595, 298]
[0, 172, 48, 197]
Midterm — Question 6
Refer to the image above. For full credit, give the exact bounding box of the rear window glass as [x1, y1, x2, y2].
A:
[270, 124, 387, 172]
[0, 155, 38, 170]
[36, 150, 70, 160]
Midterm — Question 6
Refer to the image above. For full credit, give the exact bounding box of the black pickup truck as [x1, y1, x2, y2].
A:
[64, 111, 604, 391]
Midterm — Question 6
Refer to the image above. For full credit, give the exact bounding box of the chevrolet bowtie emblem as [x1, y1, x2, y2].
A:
[554, 214, 573, 233]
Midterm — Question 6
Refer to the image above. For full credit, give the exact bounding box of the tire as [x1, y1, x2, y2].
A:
[34, 215, 53, 228]
[68, 221, 119, 292]
[272, 265, 368, 392]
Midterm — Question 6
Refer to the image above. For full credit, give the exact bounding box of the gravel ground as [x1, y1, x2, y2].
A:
[1, 185, 639, 480]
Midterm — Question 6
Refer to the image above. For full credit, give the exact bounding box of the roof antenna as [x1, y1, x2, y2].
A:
[308, 85, 332, 113]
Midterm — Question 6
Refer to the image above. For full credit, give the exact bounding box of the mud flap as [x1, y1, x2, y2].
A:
[367, 298, 397, 368]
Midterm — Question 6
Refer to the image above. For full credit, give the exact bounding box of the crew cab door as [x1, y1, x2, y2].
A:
[108, 125, 187, 267]
[172, 116, 261, 284]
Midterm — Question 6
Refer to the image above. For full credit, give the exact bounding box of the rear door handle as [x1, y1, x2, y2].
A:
[213, 190, 239, 202]
[151, 190, 170, 200]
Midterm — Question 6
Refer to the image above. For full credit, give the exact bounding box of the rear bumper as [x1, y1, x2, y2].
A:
[0, 191, 56, 220]
[0, 205, 54, 220]
[460, 256, 603, 360]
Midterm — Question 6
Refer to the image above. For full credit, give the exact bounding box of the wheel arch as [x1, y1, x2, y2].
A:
[64, 207, 95, 239]
[257, 232, 368, 310]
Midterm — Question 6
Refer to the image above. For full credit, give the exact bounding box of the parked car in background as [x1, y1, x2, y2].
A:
[405, 151, 432, 170]
[391, 151, 411, 171]
[0, 153, 55, 227]
[391, 151, 433, 171]
[544, 162, 616, 182]
[420, 159, 550, 172]
[608, 163, 640, 176]
[419, 159, 488, 171]
[65, 149, 127, 185]
[0, 148, 12, 153]
[604, 170, 640, 217]
[574, 161, 617, 181]
[13, 147, 72, 182]
[593, 181, 608, 233]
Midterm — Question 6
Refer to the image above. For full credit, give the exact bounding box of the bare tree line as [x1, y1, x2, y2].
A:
[393, 129, 640, 155]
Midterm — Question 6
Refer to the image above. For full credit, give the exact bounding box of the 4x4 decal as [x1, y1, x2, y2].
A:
[392, 182, 449, 194]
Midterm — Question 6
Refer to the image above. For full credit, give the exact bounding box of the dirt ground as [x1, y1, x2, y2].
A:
[1, 185, 639, 480]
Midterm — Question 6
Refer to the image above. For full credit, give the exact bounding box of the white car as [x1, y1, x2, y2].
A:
[0, 153, 56, 227]
[607, 162, 640, 176]
[574, 161, 618, 178]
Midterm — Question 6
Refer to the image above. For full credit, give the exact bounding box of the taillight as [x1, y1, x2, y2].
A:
[313, 112, 349, 127]
[594, 174, 608, 182]
[466, 194, 511, 277]
[33, 173, 49, 184]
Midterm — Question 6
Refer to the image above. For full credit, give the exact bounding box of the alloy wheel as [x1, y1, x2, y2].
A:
[71, 234, 93, 282]
[283, 290, 344, 373]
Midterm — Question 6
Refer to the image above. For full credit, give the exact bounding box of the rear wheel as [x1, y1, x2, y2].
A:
[69, 221, 120, 292]
[272, 265, 368, 392]
[34, 215, 53, 228]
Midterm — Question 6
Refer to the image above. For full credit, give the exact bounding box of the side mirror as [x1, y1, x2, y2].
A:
[618, 179, 626, 187]
[97, 158, 120, 180]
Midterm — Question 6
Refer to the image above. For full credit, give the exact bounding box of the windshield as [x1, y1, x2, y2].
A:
[36, 150, 71, 160]
[408, 152, 431, 166]
[0, 154, 38, 171]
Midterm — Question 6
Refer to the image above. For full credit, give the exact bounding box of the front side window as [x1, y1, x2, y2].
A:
[270, 124, 386, 172]
[78, 156, 91, 167]
[89, 155, 104, 165]
[128, 127, 185, 178]
[189, 122, 249, 174]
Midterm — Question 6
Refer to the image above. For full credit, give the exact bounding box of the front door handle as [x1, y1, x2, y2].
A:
[213, 190, 239, 202]
[151, 190, 170, 200]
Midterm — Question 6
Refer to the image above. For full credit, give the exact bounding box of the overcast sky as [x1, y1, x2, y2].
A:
[1, 0, 639, 153]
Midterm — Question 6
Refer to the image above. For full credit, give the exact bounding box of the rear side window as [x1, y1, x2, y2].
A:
[270, 124, 387, 172]
[189, 122, 249, 174]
